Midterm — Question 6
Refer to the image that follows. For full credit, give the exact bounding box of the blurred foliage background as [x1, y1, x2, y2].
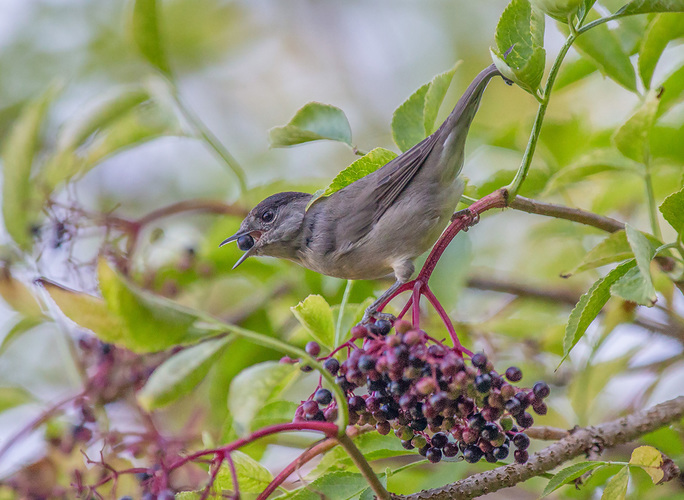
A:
[0, 0, 683, 498]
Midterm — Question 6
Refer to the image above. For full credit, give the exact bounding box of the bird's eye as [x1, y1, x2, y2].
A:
[261, 210, 275, 223]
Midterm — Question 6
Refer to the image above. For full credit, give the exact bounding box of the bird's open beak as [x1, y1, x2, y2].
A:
[219, 230, 251, 248]
[219, 229, 260, 270]
[231, 245, 257, 270]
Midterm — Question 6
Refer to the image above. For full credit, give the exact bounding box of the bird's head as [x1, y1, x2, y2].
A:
[220, 191, 312, 268]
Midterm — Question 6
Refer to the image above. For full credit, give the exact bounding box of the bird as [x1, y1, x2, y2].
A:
[220, 64, 503, 322]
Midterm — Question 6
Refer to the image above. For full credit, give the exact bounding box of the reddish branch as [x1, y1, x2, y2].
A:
[393, 396, 684, 500]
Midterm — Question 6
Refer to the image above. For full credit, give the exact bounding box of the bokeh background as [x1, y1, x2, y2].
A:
[0, 0, 683, 498]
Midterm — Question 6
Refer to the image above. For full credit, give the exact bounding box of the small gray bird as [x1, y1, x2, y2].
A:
[221, 64, 502, 322]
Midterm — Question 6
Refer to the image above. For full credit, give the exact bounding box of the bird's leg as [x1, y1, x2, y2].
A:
[360, 280, 409, 324]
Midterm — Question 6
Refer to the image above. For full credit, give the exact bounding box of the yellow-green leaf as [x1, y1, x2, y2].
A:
[269, 102, 352, 147]
[601, 466, 629, 500]
[290, 294, 335, 349]
[629, 445, 664, 483]
[613, 90, 661, 163]
[214, 450, 273, 493]
[659, 187, 684, 235]
[130, 0, 171, 74]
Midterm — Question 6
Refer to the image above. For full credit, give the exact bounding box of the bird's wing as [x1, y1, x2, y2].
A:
[331, 132, 441, 252]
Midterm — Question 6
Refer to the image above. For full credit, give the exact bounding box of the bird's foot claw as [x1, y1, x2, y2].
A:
[451, 208, 480, 230]
[359, 310, 396, 326]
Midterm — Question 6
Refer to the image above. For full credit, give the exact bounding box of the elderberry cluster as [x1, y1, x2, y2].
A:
[293, 320, 550, 464]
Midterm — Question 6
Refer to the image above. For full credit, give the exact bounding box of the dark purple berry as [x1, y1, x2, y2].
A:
[480, 423, 500, 441]
[324, 407, 338, 421]
[418, 444, 430, 456]
[505, 398, 522, 415]
[376, 421, 391, 435]
[401, 439, 414, 450]
[409, 418, 428, 431]
[533, 381, 550, 399]
[515, 412, 534, 428]
[358, 355, 376, 373]
[369, 320, 392, 336]
[532, 400, 548, 415]
[493, 445, 509, 460]
[237, 234, 254, 251]
[302, 400, 318, 414]
[463, 445, 484, 463]
[512, 433, 530, 450]
[348, 396, 366, 412]
[485, 452, 498, 463]
[351, 325, 368, 339]
[323, 358, 340, 375]
[72, 424, 92, 442]
[300, 364, 313, 372]
[335, 375, 354, 391]
[514, 449, 529, 464]
[467, 413, 486, 431]
[430, 432, 448, 449]
[305, 341, 320, 356]
[471, 352, 488, 369]
[505, 366, 523, 382]
[313, 388, 332, 406]
[475, 373, 492, 393]
[443, 442, 459, 457]
[426, 447, 443, 463]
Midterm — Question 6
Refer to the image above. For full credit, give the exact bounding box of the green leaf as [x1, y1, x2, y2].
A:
[658, 63, 684, 115]
[562, 230, 632, 277]
[214, 450, 273, 493]
[39, 278, 128, 346]
[491, 0, 546, 94]
[130, 0, 171, 74]
[290, 294, 335, 349]
[0, 386, 35, 414]
[269, 102, 352, 147]
[571, 22, 636, 92]
[638, 14, 684, 88]
[542, 461, 607, 496]
[554, 57, 598, 91]
[1, 84, 59, 250]
[278, 471, 373, 500]
[0, 317, 45, 357]
[615, 0, 684, 17]
[659, 187, 684, 235]
[613, 90, 662, 163]
[314, 432, 410, 475]
[0, 275, 43, 317]
[306, 148, 398, 210]
[251, 400, 298, 429]
[562, 260, 635, 360]
[138, 336, 232, 410]
[227, 361, 299, 436]
[545, 149, 641, 193]
[601, 466, 629, 500]
[533, 0, 583, 21]
[611, 224, 657, 306]
[629, 445, 664, 483]
[391, 63, 461, 152]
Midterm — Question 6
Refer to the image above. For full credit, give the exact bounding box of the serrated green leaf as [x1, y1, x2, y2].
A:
[214, 450, 273, 493]
[615, 0, 684, 17]
[138, 336, 232, 410]
[659, 187, 684, 235]
[601, 466, 629, 500]
[611, 224, 657, 306]
[545, 149, 641, 193]
[613, 90, 662, 163]
[639, 14, 684, 88]
[542, 461, 607, 496]
[0, 386, 35, 414]
[629, 445, 664, 483]
[562, 260, 635, 360]
[1, 84, 59, 250]
[278, 471, 373, 500]
[491, 0, 546, 94]
[290, 294, 335, 349]
[130, 0, 171, 74]
[390, 64, 461, 152]
[0, 316, 45, 357]
[306, 148, 398, 210]
[269, 102, 352, 147]
[571, 22, 636, 92]
[228, 361, 298, 436]
[562, 230, 632, 277]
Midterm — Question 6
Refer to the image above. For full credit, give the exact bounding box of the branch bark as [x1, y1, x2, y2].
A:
[393, 396, 684, 500]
